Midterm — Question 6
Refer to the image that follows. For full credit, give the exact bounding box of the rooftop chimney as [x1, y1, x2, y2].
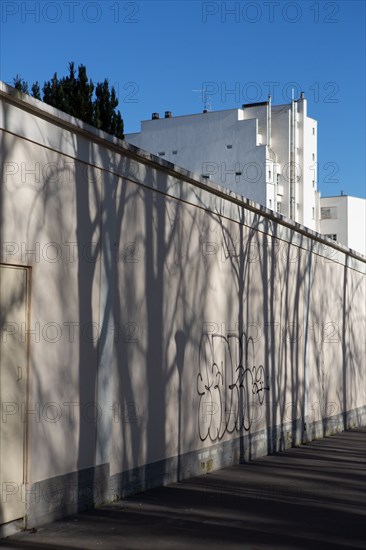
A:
[300, 92, 305, 99]
[152, 113, 160, 120]
[164, 111, 172, 118]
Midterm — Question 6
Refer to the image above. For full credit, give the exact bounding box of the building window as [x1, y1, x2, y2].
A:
[312, 153, 315, 161]
[325, 234, 337, 241]
[235, 171, 242, 176]
[312, 207, 315, 219]
[269, 199, 272, 208]
[321, 206, 338, 219]
[268, 170, 272, 180]
[158, 152, 165, 156]
[202, 174, 211, 180]
[277, 174, 280, 184]
[277, 202, 281, 213]
[312, 127, 315, 135]
[226, 145, 232, 149]
[172, 150, 178, 155]
[312, 180, 315, 188]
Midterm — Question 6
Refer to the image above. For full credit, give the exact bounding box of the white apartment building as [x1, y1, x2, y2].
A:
[126, 93, 320, 231]
[320, 195, 366, 256]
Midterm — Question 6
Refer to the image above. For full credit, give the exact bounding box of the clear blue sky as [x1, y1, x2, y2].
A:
[1, 0, 365, 198]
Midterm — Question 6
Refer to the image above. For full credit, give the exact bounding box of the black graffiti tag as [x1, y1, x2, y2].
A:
[197, 332, 269, 441]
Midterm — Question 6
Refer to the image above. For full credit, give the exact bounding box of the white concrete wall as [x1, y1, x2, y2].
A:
[1, 83, 365, 529]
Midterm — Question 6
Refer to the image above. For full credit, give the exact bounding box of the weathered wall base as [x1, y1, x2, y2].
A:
[0, 520, 24, 540]
[25, 405, 366, 529]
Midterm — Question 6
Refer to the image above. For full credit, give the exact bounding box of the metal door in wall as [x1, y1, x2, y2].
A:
[0, 265, 28, 525]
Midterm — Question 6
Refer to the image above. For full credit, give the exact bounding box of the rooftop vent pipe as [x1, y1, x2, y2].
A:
[152, 113, 160, 120]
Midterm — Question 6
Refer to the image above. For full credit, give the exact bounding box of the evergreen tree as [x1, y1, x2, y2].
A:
[31, 81, 41, 100]
[13, 75, 28, 94]
[94, 79, 124, 139]
[12, 63, 124, 139]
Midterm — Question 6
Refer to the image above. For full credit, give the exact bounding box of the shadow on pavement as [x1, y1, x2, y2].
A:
[1, 428, 365, 550]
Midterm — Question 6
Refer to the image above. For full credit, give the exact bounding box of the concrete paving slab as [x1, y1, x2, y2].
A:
[1, 428, 365, 550]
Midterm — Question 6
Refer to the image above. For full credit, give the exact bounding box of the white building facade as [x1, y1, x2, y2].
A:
[127, 94, 320, 231]
[320, 195, 366, 256]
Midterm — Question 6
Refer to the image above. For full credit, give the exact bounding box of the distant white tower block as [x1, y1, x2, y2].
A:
[126, 94, 320, 231]
[320, 195, 366, 256]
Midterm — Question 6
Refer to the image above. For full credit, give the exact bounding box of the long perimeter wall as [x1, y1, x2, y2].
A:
[1, 82, 365, 530]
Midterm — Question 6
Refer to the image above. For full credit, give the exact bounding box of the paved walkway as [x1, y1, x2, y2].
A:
[1, 428, 365, 550]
